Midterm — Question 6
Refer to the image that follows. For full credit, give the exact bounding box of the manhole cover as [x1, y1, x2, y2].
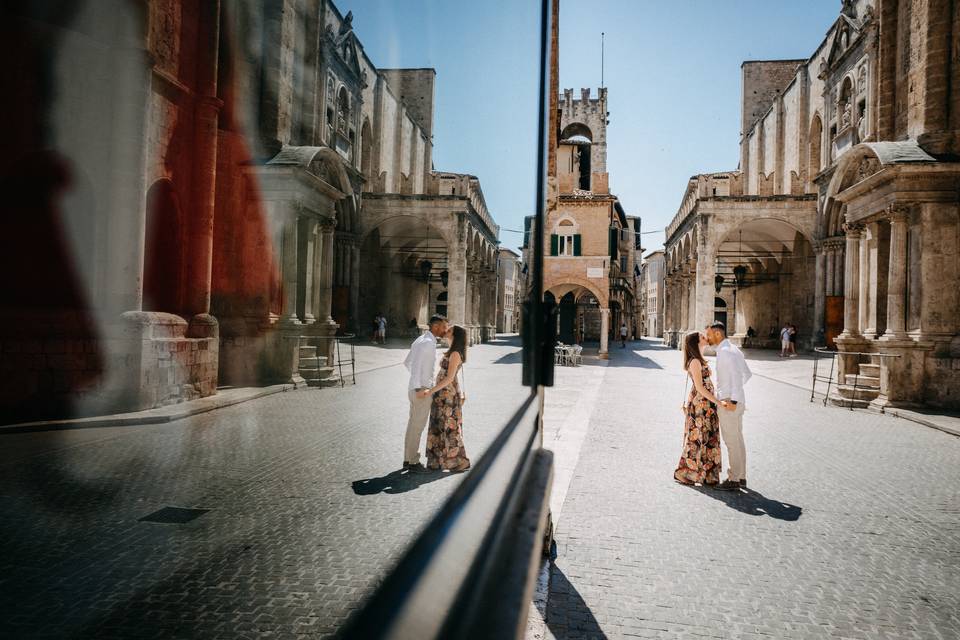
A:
[139, 506, 210, 524]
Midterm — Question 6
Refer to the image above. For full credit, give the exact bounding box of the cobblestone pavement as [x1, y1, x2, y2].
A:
[543, 339, 960, 640]
[0, 336, 530, 639]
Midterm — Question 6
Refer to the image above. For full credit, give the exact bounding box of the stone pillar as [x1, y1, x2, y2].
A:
[840, 224, 863, 337]
[833, 248, 844, 297]
[318, 222, 336, 323]
[863, 221, 880, 339]
[350, 244, 361, 331]
[813, 245, 826, 341]
[280, 209, 301, 325]
[694, 254, 716, 331]
[599, 307, 610, 356]
[447, 253, 467, 327]
[310, 222, 323, 320]
[882, 207, 909, 339]
[858, 228, 870, 337]
[184, 2, 221, 317]
[301, 218, 317, 324]
[824, 246, 835, 296]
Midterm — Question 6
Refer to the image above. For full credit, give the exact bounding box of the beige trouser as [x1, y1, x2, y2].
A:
[404, 389, 433, 464]
[718, 401, 747, 482]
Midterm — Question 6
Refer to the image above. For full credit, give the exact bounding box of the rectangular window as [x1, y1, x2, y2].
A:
[558, 234, 574, 256]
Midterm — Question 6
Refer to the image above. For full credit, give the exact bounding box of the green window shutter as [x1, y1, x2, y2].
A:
[523, 216, 533, 247]
[550, 234, 559, 256]
[608, 228, 618, 260]
[573, 234, 582, 256]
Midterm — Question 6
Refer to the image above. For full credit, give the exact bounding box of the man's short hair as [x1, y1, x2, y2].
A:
[428, 314, 448, 326]
[708, 321, 726, 335]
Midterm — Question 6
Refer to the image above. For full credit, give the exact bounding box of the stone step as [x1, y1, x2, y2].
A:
[828, 396, 872, 409]
[859, 364, 880, 377]
[843, 374, 880, 389]
[836, 384, 881, 402]
[299, 345, 318, 356]
[306, 367, 340, 387]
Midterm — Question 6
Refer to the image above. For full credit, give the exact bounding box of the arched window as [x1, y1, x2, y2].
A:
[551, 217, 581, 257]
[809, 115, 823, 178]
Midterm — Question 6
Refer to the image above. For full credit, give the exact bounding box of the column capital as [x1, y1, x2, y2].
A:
[842, 221, 864, 236]
[885, 203, 910, 224]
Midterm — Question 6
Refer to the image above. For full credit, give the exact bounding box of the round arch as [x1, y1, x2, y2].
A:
[560, 122, 593, 142]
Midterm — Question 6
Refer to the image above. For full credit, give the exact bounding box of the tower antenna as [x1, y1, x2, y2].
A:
[601, 32, 605, 89]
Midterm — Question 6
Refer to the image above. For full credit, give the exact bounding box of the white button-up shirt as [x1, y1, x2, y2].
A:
[714, 338, 752, 403]
[404, 330, 437, 391]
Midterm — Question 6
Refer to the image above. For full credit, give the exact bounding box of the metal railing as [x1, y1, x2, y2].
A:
[810, 347, 900, 410]
[305, 333, 357, 387]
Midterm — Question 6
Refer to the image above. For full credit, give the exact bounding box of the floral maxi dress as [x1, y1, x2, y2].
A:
[674, 362, 722, 485]
[426, 354, 470, 470]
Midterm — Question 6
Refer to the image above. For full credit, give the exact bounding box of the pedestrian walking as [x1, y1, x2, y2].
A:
[421, 324, 471, 472]
[620, 321, 628, 348]
[788, 324, 798, 357]
[705, 321, 753, 491]
[402, 314, 447, 473]
[674, 331, 722, 486]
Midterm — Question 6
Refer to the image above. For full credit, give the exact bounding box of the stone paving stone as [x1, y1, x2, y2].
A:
[543, 339, 960, 640]
[0, 337, 529, 638]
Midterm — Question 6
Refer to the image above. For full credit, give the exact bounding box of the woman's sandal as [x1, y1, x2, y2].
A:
[451, 460, 471, 473]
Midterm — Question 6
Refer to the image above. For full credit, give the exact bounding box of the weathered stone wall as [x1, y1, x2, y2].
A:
[379, 69, 436, 138]
[741, 60, 804, 138]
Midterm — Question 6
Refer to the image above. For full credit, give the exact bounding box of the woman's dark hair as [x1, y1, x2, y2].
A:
[446, 324, 467, 364]
[683, 331, 705, 370]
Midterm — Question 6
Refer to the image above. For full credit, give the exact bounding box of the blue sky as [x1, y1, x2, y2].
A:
[337, 0, 840, 251]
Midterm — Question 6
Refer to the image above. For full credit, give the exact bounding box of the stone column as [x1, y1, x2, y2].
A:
[280, 209, 301, 325]
[310, 222, 323, 320]
[599, 307, 610, 356]
[882, 207, 909, 339]
[446, 253, 467, 327]
[833, 248, 844, 297]
[813, 244, 826, 340]
[184, 2, 221, 317]
[694, 254, 716, 331]
[350, 244, 361, 331]
[824, 245, 835, 296]
[301, 218, 317, 324]
[317, 222, 336, 323]
[859, 223, 871, 338]
[864, 221, 881, 338]
[840, 224, 863, 336]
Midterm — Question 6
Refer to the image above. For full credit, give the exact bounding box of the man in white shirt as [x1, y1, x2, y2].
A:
[706, 321, 753, 491]
[402, 314, 448, 472]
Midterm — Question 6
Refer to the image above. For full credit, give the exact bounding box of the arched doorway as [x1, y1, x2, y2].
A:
[714, 218, 815, 346]
[143, 179, 183, 313]
[359, 216, 450, 333]
[560, 123, 593, 191]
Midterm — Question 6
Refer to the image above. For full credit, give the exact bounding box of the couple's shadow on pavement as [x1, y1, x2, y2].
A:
[694, 486, 803, 521]
[352, 467, 455, 495]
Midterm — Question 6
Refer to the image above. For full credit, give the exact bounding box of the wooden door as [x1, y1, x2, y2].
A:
[825, 296, 844, 348]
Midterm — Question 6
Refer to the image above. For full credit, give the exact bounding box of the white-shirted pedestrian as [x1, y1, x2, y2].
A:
[706, 321, 753, 491]
[402, 314, 448, 472]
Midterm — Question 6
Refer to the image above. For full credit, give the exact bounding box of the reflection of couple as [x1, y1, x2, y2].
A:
[402, 315, 471, 473]
[675, 322, 752, 492]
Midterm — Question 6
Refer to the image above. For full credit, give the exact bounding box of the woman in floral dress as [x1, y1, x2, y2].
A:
[425, 325, 470, 472]
[674, 331, 722, 486]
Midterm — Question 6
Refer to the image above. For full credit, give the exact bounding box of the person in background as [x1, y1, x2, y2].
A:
[779, 322, 792, 357]
[788, 324, 798, 357]
[620, 321, 629, 348]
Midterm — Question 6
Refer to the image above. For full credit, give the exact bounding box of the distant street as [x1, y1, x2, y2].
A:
[535, 339, 960, 640]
